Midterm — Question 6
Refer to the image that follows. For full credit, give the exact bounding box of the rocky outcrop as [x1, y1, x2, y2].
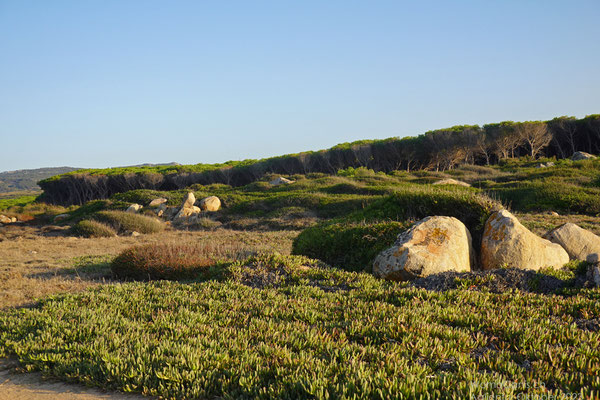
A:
[126, 204, 143, 213]
[270, 176, 295, 186]
[199, 196, 221, 212]
[432, 179, 471, 187]
[481, 210, 569, 271]
[149, 198, 168, 207]
[545, 223, 600, 261]
[373, 216, 473, 281]
[571, 151, 596, 161]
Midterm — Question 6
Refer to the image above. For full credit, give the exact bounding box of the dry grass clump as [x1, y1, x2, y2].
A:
[111, 241, 253, 281]
[93, 210, 164, 234]
[71, 220, 117, 238]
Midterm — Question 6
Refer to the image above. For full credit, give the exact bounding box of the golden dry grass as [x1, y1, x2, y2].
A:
[0, 224, 297, 309]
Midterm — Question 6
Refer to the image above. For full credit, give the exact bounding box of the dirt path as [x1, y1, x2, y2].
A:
[0, 369, 148, 400]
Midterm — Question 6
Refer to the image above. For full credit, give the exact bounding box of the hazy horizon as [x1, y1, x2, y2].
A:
[1, 0, 599, 172]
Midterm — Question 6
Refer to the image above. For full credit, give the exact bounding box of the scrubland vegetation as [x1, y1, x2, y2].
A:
[37, 115, 600, 205]
[1, 118, 600, 398]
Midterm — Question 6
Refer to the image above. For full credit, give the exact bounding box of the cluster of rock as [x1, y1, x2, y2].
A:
[0, 215, 17, 224]
[373, 209, 600, 285]
[126, 192, 222, 226]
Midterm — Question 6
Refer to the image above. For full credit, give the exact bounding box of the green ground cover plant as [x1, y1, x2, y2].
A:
[0, 255, 597, 399]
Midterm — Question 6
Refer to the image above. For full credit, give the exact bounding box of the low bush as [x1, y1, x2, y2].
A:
[92, 210, 165, 234]
[71, 220, 117, 238]
[111, 241, 251, 280]
[293, 186, 501, 271]
[292, 221, 409, 271]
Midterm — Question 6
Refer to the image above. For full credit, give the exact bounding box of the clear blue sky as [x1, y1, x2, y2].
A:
[1, 0, 599, 172]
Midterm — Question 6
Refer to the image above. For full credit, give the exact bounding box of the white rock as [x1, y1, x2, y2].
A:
[199, 196, 221, 212]
[53, 213, 70, 222]
[126, 204, 143, 213]
[180, 192, 196, 209]
[270, 176, 295, 186]
[571, 151, 596, 161]
[149, 198, 168, 207]
[373, 216, 474, 281]
[546, 223, 600, 261]
[0, 215, 11, 224]
[481, 210, 569, 271]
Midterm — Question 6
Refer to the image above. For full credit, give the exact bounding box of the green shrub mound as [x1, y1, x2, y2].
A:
[293, 186, 500, 271]
[71, 220, 117, 238]
[292, 221, 409, 272]
[111, 241, 250, 280]
[93, 210, 165, 234]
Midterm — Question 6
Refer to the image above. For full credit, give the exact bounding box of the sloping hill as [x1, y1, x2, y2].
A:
[0, 167, 78, 193]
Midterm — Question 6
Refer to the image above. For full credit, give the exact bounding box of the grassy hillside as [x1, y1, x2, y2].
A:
[0, 166, 77, 193]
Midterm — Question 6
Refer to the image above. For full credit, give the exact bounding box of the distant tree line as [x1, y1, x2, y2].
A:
[39, 115, 600, 205]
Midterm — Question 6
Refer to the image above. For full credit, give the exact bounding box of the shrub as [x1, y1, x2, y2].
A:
[92, 210, 165, 234]
[293, 186, 501, 271]
[71, 220, 117, 238]
[111, 241, 251, 280]
[292, 221, 409, 272]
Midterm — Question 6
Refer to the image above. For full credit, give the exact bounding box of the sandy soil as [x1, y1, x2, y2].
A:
[0, 224, 296, 309]
[0, 371, 148, 400]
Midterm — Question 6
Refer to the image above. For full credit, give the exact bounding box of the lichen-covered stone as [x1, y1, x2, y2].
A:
[373, 216, 473, 281]
[481, 210, 569, 271]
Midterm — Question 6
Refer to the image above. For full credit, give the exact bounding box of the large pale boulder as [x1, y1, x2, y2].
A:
[373, 216, 474, 281]
[432, 179, 471, 187]
[0, 215, 11, 224]
[126, 204, 143, 213]
[270, 176, 295, 186]
[545, 223, 600, 261]
[199, 196, 221, 212]
[481, 210, 569, 271]
[149, 198, 168, 207]
[180, 192, 196, 209]
[571, 151, 596, 161]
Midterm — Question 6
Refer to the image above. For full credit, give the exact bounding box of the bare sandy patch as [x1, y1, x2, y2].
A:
[0, 224, 297, 309]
